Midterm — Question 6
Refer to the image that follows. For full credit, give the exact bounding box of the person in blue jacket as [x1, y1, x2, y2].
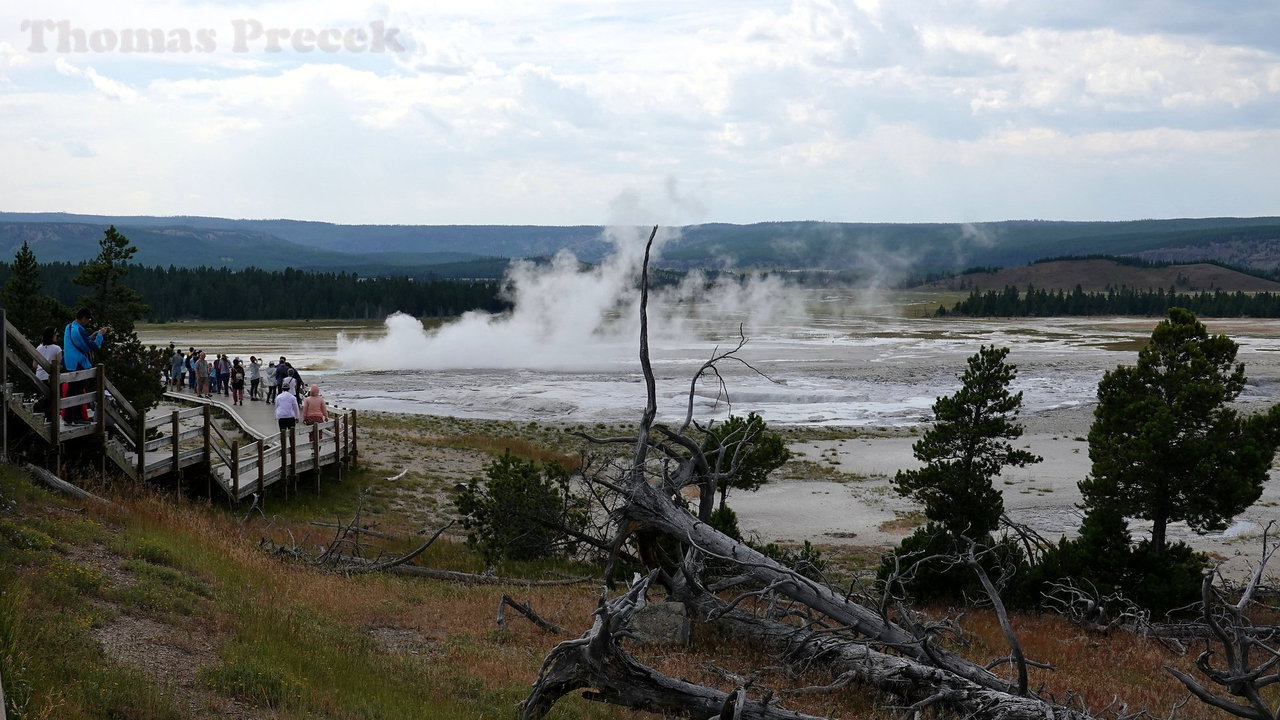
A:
[62, 307, 107, 423]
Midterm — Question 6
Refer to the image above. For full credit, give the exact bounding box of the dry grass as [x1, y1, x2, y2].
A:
[5, 418, 1272, 719]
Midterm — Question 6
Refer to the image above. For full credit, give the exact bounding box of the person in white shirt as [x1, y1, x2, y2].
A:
[275, 375, 300, 431]
[34, 325, 61, 382]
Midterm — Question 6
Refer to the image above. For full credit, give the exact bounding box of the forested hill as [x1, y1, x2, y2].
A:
[3, 212, 1280, 275]
[0, 263, 508, 322]
[921, 258, 1280, 293]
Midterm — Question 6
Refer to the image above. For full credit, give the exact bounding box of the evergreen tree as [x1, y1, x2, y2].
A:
[701, 412, 791, 512]
[73, 227, 165, 413]
[894, 345, 1041, 539]
[0, 241, 69, 341]
[74, 226, 147, 335]
[1080, 307, 1280, 557]
[454, 451, 586, 565]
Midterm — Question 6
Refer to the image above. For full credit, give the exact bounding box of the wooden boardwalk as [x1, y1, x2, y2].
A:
[1, 312, 357, 501]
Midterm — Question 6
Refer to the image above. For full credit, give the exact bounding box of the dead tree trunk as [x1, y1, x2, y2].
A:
[1166, 525, 1280, 720]
[523, 225, 1106, 720]
[622, 477, 1020, 695]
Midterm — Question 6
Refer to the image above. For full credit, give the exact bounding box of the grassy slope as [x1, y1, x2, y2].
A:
[0, 414, 1245, 719]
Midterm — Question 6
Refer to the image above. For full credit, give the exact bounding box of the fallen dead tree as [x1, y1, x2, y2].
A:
[1165, 524, 1280, 720]
[23, 463, 115, 507]
[520, 227, 1108, 720]
[258, 488, 594, 587]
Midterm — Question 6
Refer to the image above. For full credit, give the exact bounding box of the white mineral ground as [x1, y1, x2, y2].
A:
[142, 304, 1280, 579]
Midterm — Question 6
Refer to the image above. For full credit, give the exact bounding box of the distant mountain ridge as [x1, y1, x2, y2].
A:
[3, 212, 1279, 277]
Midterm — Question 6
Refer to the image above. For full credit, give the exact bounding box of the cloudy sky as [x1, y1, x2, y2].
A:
[1, 1, 1277, 226]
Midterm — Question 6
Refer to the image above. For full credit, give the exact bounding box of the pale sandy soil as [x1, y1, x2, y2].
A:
[735, 402, 1280, 579]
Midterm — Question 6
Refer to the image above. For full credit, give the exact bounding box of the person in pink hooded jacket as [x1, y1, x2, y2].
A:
[302, 384, 329, 425]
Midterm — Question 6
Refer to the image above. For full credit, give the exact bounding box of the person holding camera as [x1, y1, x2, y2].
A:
[62, 307, 107, 423]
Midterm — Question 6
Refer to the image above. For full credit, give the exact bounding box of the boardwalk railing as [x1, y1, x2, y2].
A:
[170, 392, 358, 501]
[2, 310, 358, 502]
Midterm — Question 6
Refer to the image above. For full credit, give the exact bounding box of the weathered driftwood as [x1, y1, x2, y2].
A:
[342, 521, 453, 574]
[24, 462, 114, 506]
[498, 594, 564, 634]
[337, 555, 592, 587]
[1165, 524, 1280, 720]
[695, 596, 1092, 720]
[622, 477, 1020, 695]
[522, 575, 832, 720]
[308, 521, 403, 542]
[524, 574, 1095, 720]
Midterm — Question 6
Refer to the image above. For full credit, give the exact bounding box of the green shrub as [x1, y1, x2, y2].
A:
[709, 506, 742, 541]
[1030, 534, 1206, 617]
[753, 540, 828, 582]
[454, 451, 586, 565]
[877, 524, 1028, 605]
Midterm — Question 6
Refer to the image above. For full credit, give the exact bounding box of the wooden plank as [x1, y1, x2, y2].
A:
[105, 405, 136, 444]
[257, 440, 265, 510]
[5, 318, 52, 374]
[342, 412, 349, 461]
[209, 440, 231, 467]
[203, 405, 212, 500]
[58, 423, 97, 442]
[50, 362, 60, 472]
[209, 420, 231, 447]
[96, 369, 107, 481]
[4, 347, 44, 389]
[231, 441, 240, 498]
[176, 427, 204, 443]
[146, 426, 203, 451]
[102, 375, 137, 420]
[136, 413, 146, 481]
[4, 316, 11, 463]
[103, 443, 138, 481]
[171, 410, 180, 476]
[311, 424, 320, 493]
[58, 392, 97, 410]
[60, 367, 98, 384]
[7, 405, 51, 444]
[144, 413, 172, 430]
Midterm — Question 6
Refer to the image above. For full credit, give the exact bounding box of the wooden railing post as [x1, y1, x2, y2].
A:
[171, 410, 180, 475]
[350, 409, 358, 467]
[231, 441, 240, 500]
[51, 362, 61, 473]
[289, 425, 297, 494]
[96, 368, 106, 481]
[257, 439, 265, 507]
[341, 412, 349, 463]
[136, 413, 146, 481]
[202, 404, 212, 500]
[2, 308, 9, 463]
[279, 428, 288, 501]
[312, 424, 321, 493]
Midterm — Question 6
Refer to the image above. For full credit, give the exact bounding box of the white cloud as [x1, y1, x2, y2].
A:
[0, 0, 1275, 223]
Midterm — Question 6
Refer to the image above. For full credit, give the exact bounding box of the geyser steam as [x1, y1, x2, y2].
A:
[335, 225, 797, 372]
